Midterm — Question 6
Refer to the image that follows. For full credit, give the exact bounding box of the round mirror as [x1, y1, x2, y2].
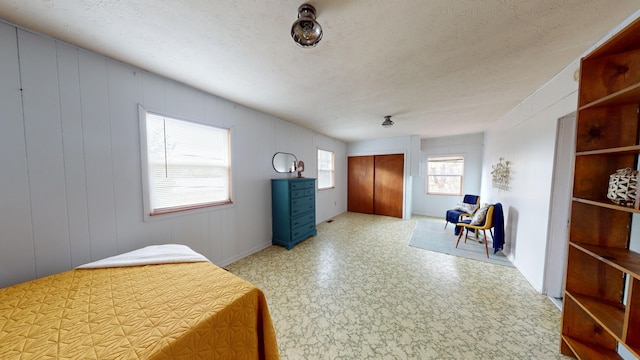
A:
[272, 152, 298, 173]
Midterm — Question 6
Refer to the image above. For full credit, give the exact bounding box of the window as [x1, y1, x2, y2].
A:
[141, 109, 231, 216]
[317, 149, 334, 189]
[426, 156, 464, 195]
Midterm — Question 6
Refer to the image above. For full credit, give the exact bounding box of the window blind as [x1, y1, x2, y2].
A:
[146, 112, 230, 214]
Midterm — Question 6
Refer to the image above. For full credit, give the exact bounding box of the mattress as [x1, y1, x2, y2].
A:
[0, 256, 279, 359]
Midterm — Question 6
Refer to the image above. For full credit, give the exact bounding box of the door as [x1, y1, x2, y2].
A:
[347, 154, 404, 218]
[348, 156, 374, 214]
[374, 154, 404, 218]
[545, 113, 576, 299]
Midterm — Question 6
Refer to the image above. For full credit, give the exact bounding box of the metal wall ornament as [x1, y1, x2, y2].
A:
[491, 157, 511, 191]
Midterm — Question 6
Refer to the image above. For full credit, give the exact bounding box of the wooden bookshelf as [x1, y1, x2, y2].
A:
[560, 17, 640, 359]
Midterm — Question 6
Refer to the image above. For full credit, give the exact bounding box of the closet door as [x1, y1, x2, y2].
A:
[347, 156, 374, 214]
[374, 154, 404, 218]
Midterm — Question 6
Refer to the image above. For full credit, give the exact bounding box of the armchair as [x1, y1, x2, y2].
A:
[445, 194, 480, 235]
[455, 204, 494, 258]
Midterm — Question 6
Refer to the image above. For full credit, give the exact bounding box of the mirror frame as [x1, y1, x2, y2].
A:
[272, 152, 298, 173]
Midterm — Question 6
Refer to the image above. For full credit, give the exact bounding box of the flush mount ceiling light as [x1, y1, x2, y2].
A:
[382, 115, 394, 128]
[291, 3, 323, 47]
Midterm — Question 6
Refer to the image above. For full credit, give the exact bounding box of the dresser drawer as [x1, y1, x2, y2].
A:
[291, 195, 314, 216]
[291, 222, 316, 243]
[291, 188, 315, 199]
[291, 212, 315, 230]
[291, 189, 305, 198]
[290, 180, 315, 190]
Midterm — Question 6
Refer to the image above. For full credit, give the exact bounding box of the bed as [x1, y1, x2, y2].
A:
[0, 245, 280, 359]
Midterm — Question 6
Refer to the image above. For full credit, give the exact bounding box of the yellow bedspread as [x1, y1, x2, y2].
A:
[0, 262, 280, 359]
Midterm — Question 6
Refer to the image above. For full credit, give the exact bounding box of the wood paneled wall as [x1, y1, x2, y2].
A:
[0, 23, 347, 288]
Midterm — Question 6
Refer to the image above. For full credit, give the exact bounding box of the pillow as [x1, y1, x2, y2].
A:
[464, 203, 479, 214]
[454, 202, 479, 214]
[470, 203, 491, 225]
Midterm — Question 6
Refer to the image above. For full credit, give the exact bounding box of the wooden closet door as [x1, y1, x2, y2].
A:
[348, 156, 374, 214]
[374, 154, 404, 218]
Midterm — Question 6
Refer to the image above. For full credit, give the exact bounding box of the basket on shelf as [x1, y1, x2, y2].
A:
[607, 168, 638, 207]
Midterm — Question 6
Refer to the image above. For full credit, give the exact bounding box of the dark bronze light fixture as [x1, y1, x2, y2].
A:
[382, 115, 394, 128]
[291, 4, 322, 47]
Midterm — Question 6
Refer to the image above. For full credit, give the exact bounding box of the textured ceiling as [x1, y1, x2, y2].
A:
[0, 1, 638, 142]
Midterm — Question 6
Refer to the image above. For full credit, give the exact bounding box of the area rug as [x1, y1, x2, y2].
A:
[409, 218, 513, 267]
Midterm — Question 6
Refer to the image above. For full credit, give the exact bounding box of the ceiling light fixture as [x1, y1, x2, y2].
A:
[291, 4, 323, 47]
[382, 115, 394, 128]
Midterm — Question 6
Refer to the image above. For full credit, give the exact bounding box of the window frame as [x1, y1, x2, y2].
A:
[425, 155, 464, 196]
[138, 105, 234, 221]
[317, 148, 335, 190]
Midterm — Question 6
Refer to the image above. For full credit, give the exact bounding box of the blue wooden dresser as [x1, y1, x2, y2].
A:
[271, 178, 317, 249]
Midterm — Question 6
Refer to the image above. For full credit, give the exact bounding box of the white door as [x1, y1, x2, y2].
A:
[544, 113, 576, 299]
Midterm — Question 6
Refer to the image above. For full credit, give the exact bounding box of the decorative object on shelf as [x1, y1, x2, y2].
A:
[607, 167, 638, 208]
[491, 157, 510, 190]
[291, 3, 322, 47]
[382, 115, 394, 128]
[297, 160, 305, 178]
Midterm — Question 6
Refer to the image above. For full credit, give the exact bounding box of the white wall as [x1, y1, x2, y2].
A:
[0, 22, 347, 288]
[482, 10, 640, 293]
[481, 68, 578, 292]
[412, 133, 484, 218]
[347, 135, 420, 219]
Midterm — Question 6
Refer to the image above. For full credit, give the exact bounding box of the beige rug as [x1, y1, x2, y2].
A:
[410, 218, 513, 267]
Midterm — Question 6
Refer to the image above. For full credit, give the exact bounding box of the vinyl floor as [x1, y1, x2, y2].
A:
[226, 212, 568, 359]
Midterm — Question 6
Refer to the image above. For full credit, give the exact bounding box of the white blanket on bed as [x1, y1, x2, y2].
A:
[76, 244, 210, 269]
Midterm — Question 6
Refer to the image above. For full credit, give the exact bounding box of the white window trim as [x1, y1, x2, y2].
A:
[426, 155, 464, 196]
[138, 104, 235, 221]
[317, 148, 335, 190]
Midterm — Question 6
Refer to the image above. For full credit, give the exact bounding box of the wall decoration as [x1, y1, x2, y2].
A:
[491, 157, 510, 191]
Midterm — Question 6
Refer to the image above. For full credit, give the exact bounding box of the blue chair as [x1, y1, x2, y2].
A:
[445, 194, 480, 235]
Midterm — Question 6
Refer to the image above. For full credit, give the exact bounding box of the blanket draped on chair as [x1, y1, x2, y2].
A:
[493, 203, 505, 253]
